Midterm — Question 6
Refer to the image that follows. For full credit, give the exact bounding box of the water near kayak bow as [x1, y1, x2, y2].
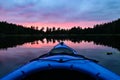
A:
[1, 42, 120, 80]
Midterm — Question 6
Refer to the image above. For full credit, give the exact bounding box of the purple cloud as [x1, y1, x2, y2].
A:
[0, 0, 120, 26]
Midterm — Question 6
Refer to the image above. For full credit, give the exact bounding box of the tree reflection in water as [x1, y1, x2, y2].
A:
[0, 36, 120, 51]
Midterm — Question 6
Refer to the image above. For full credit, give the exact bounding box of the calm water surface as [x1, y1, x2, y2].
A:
[0, 39, 120, 78]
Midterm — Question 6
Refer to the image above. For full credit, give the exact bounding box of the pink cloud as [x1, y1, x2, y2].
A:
[1, 0, 120, 29]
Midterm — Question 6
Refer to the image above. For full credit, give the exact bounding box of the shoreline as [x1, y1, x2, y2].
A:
[1, 34, 120, 37]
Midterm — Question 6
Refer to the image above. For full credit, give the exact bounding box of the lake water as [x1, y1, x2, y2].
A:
[0, 39, 120, 78]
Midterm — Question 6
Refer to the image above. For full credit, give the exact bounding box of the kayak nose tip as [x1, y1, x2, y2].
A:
[60, 42, 64, 45]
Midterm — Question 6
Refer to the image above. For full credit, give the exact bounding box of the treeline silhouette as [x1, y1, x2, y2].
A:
[0, 21, 43, 35]
[0, 18, 120, 35]
[47, 18, 120, 34]
[91, 19, 120, 34]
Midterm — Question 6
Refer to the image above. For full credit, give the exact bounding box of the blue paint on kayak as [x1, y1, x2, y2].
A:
[1, 42, 120, 80]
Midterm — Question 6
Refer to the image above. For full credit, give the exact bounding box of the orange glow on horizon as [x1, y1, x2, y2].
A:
[17, 21, 105, 29]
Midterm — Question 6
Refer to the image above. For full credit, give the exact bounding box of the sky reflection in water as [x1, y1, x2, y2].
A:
[0, 40, 120, 78]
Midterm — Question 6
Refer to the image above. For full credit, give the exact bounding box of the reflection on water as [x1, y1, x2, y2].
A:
[0, 37, 120, 78]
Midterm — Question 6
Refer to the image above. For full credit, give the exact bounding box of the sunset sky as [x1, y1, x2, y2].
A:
[0, 0, 120, 29]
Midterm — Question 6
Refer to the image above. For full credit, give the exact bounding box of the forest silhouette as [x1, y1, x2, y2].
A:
[0, 19, 120, 50]
[0, 18, 120, 35]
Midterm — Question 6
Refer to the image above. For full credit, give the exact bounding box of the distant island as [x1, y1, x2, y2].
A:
[0, 18, 120, 36]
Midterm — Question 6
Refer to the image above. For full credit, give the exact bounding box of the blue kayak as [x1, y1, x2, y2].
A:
[1, 42, 120, 80]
